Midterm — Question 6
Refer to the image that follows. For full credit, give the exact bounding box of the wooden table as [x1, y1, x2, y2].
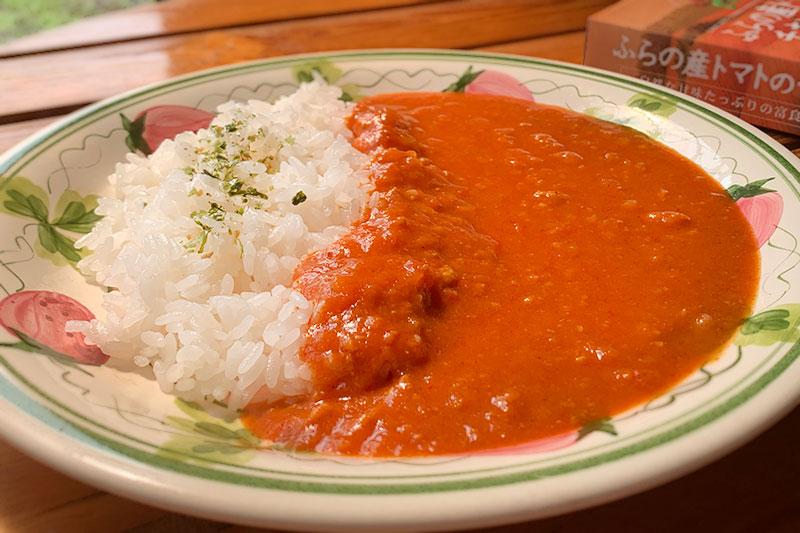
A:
[1, 1, 799, 531]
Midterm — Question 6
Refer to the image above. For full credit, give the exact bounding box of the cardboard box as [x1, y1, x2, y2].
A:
[585, 0, 800, 135]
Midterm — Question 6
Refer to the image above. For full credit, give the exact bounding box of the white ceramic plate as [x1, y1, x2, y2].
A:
[1, 50, 799, 532]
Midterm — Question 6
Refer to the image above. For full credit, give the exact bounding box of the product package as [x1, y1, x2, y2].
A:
[585, 0, 800, 135]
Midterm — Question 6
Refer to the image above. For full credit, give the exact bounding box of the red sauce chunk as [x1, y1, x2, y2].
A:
[241, 92, 759, 456]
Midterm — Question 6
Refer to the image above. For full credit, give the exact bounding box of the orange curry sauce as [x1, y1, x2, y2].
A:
[242, 93, 759, 456]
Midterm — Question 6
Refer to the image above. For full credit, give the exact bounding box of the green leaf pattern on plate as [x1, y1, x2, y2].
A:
[120, 112, 150, 154]
[158, 399, 262, 465]
[292, 59, 361, 102]
[735, 305, 800, 347]
[0, 176, 101, 265]
[443, 65, 484, 93]
[626, 92, 678, 118]
[578, 418, 618, 441]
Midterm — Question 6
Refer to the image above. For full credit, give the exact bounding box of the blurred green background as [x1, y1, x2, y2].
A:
[0, 0, 153, 43]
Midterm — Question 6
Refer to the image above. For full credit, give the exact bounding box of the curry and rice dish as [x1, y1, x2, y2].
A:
[73, 83, 759, 457]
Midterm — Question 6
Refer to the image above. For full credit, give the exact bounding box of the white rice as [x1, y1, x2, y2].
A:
[70, 82, 370, 408]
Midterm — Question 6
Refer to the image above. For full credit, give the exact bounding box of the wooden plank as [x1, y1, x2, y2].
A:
[0, 117, 58, 154]
[25, 493, 166, 532]
[764, 128, 800, 151]
[0, 0, 614, 122]
[481, 31, 586, 64]
[127, 514, 229, 532]
[0, 440, 97, 521]
[0, 0, 437, 58]
[0, 439, 167, 532]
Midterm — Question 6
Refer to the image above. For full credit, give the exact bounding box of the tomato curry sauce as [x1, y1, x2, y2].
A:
[242, 92, 759, 456]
